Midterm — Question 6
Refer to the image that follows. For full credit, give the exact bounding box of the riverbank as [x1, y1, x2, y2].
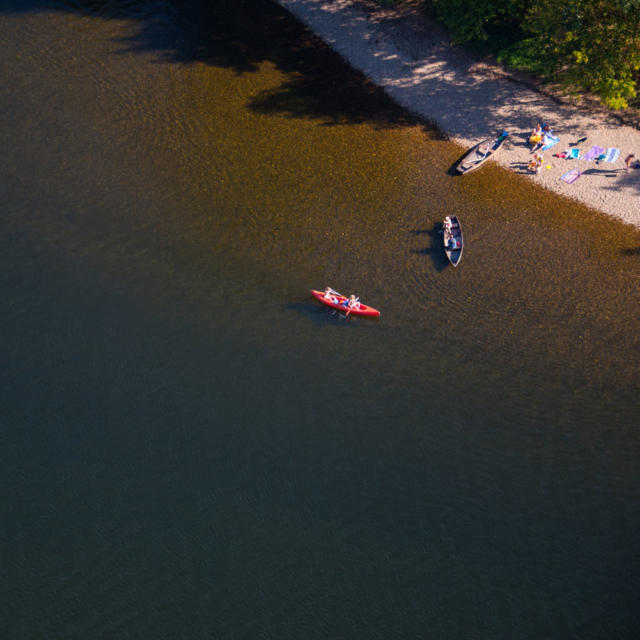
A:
[275, 0, 640, 229]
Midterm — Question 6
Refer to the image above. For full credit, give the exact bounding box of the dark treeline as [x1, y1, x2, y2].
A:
[390, 0, 640, 110]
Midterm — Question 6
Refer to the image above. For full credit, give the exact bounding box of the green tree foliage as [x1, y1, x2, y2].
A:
[525, 0, 640, 108]
[430, 0, 529, 47]
[429, 0, 640, 109]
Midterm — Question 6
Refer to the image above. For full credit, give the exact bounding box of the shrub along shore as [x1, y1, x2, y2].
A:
[275, 0, 640, 229]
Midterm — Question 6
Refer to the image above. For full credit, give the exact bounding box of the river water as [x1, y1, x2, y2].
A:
[1, 1, 639, 638]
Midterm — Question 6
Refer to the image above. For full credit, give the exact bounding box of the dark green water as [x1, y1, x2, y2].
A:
[1, 2, 639, 638]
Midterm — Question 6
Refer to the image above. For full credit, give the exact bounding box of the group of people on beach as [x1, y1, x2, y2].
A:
[527, 123, 554, 173]
[528, 122, 636, 175]
[528, 123, 550, 152]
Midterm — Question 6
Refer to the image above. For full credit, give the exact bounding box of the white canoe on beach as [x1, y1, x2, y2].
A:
[456, 131, 508, 174]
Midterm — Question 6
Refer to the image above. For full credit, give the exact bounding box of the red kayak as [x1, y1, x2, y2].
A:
[310, 289, 380, 317]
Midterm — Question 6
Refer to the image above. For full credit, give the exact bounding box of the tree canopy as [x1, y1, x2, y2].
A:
[428, 0, 640, 109]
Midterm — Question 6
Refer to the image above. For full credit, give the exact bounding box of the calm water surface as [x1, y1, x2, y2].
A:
[1, 1, 639, 638]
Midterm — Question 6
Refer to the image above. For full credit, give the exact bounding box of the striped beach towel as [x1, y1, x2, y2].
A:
[560, 169, 582, 184]
[604, 147, 621, 163]
[582, 145, 605, 161]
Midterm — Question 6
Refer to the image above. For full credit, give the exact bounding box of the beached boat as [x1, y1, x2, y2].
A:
[443, 215, 463, 266]
[456, 131, 508, 174]
[310, 289, 380, 317]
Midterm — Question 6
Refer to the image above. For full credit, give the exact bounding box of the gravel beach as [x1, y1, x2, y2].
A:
[276, 0, 640, 229]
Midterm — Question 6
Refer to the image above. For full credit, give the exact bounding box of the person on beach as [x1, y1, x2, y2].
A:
[625, 153, 636, 173]
[529, 123, 542, 150]
[532, 130, 550, 153]
[528, 153, 544, 174]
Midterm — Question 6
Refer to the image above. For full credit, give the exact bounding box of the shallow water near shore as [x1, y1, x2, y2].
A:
[1, 1, 639, 638]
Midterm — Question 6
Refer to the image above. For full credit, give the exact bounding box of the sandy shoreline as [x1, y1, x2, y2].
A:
[275, 0, 640, 229]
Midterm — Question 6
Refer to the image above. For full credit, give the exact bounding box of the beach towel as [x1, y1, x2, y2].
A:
[604, 147, 621, 163]
[560, 169, 582, 184]
[582, 145, 605, 161]
[541, 134, 560, 150]
[569, 148, 580, 159]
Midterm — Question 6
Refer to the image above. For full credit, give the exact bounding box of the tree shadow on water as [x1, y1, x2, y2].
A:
[3, 0, 444, 133]
[182, 0, 445, 131]
[410, 223, 448, 271]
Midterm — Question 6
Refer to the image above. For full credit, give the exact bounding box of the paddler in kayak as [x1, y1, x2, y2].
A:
[323, 287, 338, 303]
[345, 294, 359, 310]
